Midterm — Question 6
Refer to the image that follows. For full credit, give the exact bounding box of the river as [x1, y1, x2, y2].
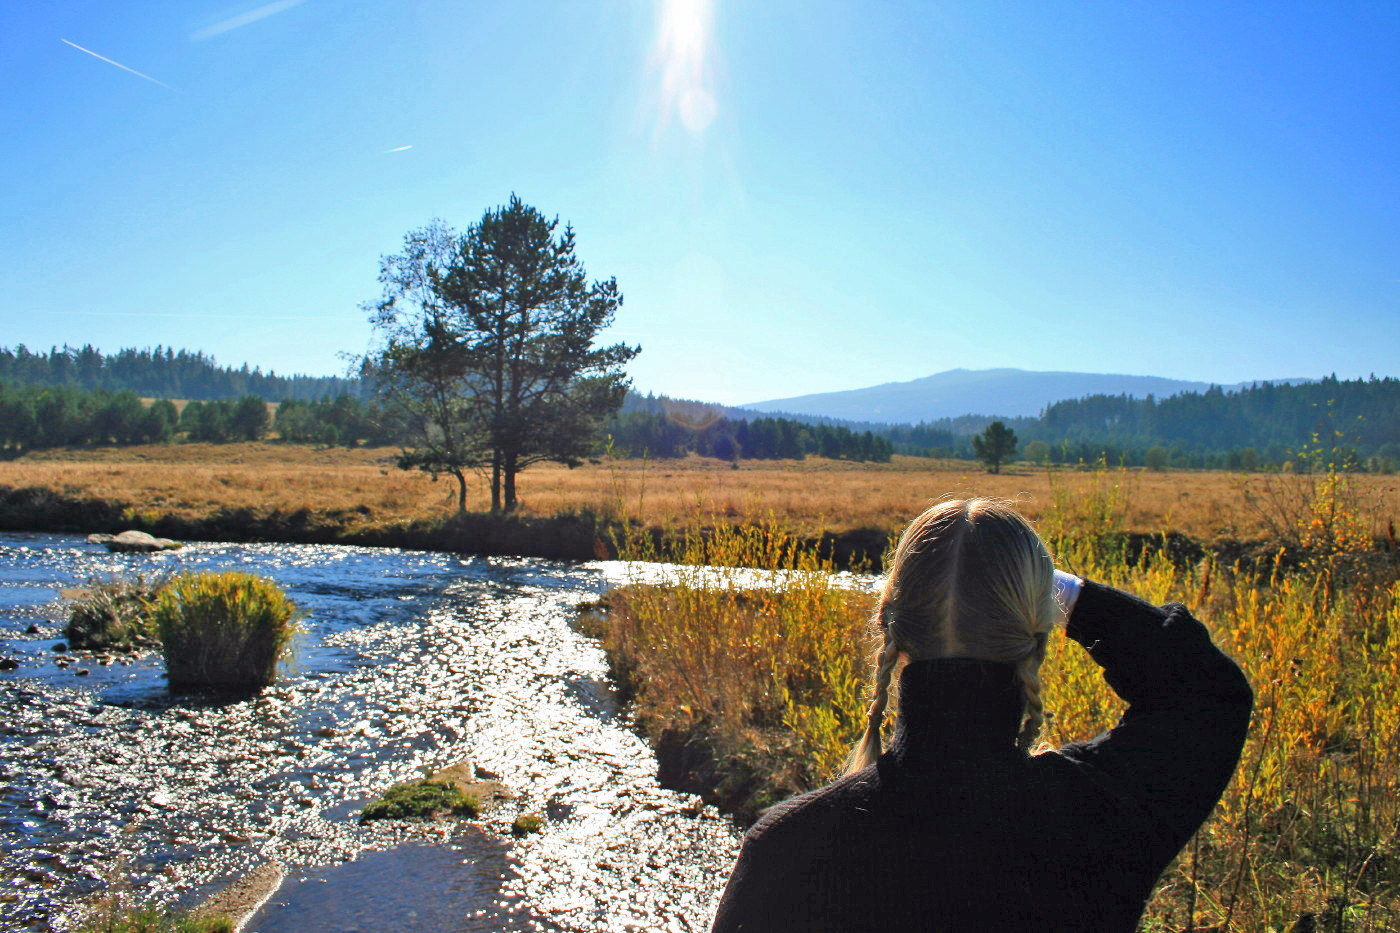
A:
[0, 532, 743, 931]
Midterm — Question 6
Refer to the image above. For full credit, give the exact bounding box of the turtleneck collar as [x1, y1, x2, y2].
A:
[883, 658, 1026, 769]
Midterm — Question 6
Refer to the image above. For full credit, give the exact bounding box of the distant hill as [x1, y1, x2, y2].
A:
[743, 368, 1306, 422]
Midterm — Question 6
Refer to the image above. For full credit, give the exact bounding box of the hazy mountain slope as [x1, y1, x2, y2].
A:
[744, 368, 1260, 422]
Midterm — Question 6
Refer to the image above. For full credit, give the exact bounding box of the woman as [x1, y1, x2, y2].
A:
[710, 498, 1252, 933]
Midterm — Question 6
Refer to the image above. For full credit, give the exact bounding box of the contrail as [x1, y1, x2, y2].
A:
[384, 145, 413, 153]
[48, 310, 349, 320]
[60, 39, 171, 88]
[191, 0, 308, 40]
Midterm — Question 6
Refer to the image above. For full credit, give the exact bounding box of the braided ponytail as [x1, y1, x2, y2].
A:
[1013, 633, 1049, 751]
[844, 630, 901, 774]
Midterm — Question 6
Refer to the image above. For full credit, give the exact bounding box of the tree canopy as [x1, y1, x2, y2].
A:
[364, 197, 638, 511]
[972, 420, 1017, 473]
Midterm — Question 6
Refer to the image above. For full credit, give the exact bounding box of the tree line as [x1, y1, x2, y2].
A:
[604, 409, 893, 462]
[833, 377, 1398, 471]
[1006, 376, 1400, 470]
[0, 384, 179, 448]
[0, 378, 894, 465]
[9, 338, 1396, 472]
[0, 345, 359, 402]
[0, 384, 393, 451]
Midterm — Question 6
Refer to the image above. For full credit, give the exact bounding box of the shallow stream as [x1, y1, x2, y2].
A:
[0, 533, 743, 931]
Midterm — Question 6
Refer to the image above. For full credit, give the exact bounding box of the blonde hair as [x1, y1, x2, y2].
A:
[845, 498, 1057, 773]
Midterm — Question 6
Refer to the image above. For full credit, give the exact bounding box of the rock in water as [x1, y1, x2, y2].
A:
[427, 759, 517, 810]
[89, 530, 181, 553]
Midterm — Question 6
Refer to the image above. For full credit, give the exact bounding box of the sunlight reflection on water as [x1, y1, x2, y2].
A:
[0, 533, 763, 932]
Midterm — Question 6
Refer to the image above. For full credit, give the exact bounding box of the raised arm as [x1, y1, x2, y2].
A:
[1055, 579, 1254, 860]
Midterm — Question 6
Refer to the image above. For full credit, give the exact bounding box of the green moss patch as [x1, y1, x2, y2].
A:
[359, 780, 480, 823]
[511, 813, 544, 837]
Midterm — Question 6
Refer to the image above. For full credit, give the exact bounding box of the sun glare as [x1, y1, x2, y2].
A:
[653, 0, 717, 134]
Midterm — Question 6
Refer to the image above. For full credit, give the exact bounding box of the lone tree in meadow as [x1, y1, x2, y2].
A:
[364, 197, 638, 512]
[972, 420, 1018, 474]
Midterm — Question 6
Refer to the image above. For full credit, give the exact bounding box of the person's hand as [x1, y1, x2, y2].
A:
[1052, 570, 1083, 627]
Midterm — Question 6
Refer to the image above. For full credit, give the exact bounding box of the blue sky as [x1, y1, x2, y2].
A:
[3, 1, 1396, 404]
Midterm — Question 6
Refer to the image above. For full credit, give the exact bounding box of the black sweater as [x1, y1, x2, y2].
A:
[709, 581, 1253, 933]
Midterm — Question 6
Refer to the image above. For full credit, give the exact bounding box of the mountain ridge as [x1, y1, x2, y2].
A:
[742, 367, 1311, 423]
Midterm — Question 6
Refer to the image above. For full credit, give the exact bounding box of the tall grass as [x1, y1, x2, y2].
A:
[598, 495, 1400, 930]
[150, 571, 300, 693]
[1048, 542, 1399, 931]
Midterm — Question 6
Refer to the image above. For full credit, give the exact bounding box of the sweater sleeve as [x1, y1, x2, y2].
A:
[1056, 580, 1254, 860]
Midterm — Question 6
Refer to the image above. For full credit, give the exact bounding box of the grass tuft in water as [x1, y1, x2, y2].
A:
[150, 571, 300, 694]
[359, 780, 480, 823]
[64, 576, 163, 650]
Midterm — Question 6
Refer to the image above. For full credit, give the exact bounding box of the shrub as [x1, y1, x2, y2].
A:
[150, 571, 300, 693]
[359, 780, 479, 823]
[602, 514, 875, 813]
[65, 576, 162, 650]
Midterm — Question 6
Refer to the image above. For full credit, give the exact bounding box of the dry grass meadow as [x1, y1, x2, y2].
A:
[4, 443, 1397, 543]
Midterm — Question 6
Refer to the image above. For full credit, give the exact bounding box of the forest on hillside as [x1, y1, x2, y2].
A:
[756, 378, 1398, 470]
[2, 345, 1396, 471]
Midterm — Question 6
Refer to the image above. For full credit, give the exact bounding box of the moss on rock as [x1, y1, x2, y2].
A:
[359, 780, 480, 823]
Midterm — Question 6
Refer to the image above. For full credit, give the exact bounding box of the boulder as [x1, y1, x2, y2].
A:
[88, 530, 181, 553]
[426, 759, 517, 810]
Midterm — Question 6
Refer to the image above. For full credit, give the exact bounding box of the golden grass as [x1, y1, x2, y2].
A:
[4, 444, 1397, 542]
[0, 444, 445, 525]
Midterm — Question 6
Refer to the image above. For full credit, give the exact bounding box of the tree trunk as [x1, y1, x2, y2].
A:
[452, 469, 468, 512]
[503, 453, 518, 512]
[490, 454, 502, 512]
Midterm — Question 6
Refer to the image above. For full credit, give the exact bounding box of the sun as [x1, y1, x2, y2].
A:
[653, 0, 717, 134]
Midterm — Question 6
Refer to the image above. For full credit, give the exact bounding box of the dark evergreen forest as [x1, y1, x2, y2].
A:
[0, 345, 358, 401]
[985, 376, 1398, 470]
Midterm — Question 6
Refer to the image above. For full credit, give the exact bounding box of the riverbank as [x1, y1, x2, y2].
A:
[0, 478, 1363, 579]
[0, 483, 895, 570]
